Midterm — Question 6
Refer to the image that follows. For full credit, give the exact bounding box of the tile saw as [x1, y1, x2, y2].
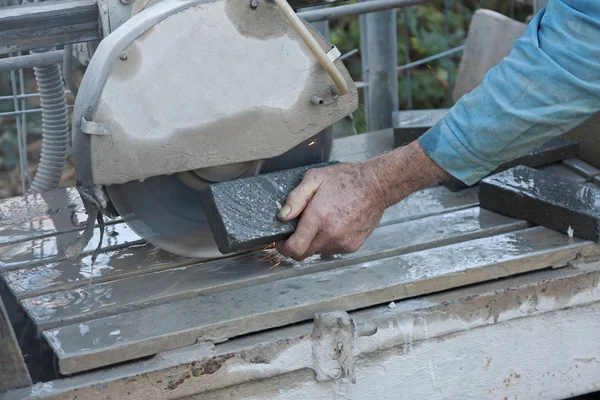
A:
[69, 0, 359, 259]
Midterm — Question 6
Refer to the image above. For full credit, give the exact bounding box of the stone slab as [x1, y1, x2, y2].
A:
[380, 185, 479, 226]
[1, 242, 199, 301]
[6, 262, 600, 400]
[43, 227, 598, 375]
[443, 137, 580, 191]
[539, 164, 588, 183]
[562, 158, 600, 180]
[392, 109, 449, 148]
[1, 184, 479, 301]
[199, 162, 336, 254]
[479, 166, 600, 242]
[21, 208, 527, 331]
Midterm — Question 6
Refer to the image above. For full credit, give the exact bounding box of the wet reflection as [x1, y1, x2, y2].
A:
[0, 223, 142, 271]
[2, 243, 195, 299]
[0, 189, 79, 245]
[17, 207, 526, 330]
[381, 185, 479, 225]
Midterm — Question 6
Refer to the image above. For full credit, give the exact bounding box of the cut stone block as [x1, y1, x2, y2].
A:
[562, 158, 600, 180]
[443, 137, 579, 191]
[479, 166, 600, 242]
[199, 162, 337, 254]
[392, 109, 448, 148]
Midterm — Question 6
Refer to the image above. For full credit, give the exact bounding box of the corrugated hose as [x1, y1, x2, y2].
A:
[23, 0, 69, 194]
[28, 54, 69, 193]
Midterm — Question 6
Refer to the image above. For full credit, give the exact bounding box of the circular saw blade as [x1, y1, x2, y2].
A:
[106, 174, 224, 259]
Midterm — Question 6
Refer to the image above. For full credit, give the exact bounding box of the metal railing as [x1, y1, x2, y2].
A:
[0, 0, 535, 196]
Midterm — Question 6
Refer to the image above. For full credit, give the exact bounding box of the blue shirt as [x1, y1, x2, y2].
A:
[418, 0, 600, 186]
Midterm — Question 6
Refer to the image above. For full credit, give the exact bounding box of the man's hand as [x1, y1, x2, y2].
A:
[276, 140, 449, 260]
[276, 161, 387, 260]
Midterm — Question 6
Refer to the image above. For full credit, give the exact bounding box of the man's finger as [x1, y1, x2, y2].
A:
[299, 232, 329, 260]
[276, 212, 320, 260]
[278, 170, 324, 221]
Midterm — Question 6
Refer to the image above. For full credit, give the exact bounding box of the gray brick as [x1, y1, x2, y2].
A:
[479, 166, 600, 242]
[199, 162, 337, 254]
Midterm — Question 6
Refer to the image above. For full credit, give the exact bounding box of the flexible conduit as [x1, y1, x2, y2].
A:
[22, 0, 69, 194]
[28, 54, 69, 193]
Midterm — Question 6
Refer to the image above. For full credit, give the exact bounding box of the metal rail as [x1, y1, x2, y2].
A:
[0, 0, 100, 54]
[0, 0, 439, 69]
[0, 0, 356, 55]
[298, 0, 439, 22]
[0, 50, 64, 72]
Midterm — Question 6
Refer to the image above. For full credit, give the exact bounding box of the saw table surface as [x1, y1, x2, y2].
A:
[1, 129, 600, 380]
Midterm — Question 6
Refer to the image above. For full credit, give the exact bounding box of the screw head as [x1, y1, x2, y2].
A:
[249, 0, 259, 10]
[119, 53, 128, 61]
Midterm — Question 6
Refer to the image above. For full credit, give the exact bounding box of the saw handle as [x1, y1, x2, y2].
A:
[273, 0, 349, 95]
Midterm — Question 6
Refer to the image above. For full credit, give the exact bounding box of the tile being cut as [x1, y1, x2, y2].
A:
[443, 137, 579, 191]
[479, 165, 600, 241]
[199, 162, 336, 254]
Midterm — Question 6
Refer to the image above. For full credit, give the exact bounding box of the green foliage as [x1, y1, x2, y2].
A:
[328, 0, 533, 134]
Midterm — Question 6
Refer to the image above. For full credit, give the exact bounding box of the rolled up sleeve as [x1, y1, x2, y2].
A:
[419, 0, 600, 186]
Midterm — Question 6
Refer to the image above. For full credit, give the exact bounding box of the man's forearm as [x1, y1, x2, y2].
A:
[366, 141, 449, 208]
[419, 0, 600, 186]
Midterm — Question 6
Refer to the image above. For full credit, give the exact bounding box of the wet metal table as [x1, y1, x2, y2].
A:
[2, 130, 600, 399]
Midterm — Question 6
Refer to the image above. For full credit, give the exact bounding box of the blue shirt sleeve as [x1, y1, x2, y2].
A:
[418, 0, 600, 186]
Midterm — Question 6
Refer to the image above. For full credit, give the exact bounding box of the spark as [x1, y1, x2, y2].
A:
[259, 254, 274, 261]
[268, 261, 282, 270]
[308, 141, 316, 146]
[263, 242, 276, 250]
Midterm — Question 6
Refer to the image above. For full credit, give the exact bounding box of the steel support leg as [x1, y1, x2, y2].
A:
[362, 9, 398, 131]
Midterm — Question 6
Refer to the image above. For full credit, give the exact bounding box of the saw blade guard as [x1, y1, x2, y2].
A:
[71, 0, 357, 258]
[72, 0, 357, 187]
